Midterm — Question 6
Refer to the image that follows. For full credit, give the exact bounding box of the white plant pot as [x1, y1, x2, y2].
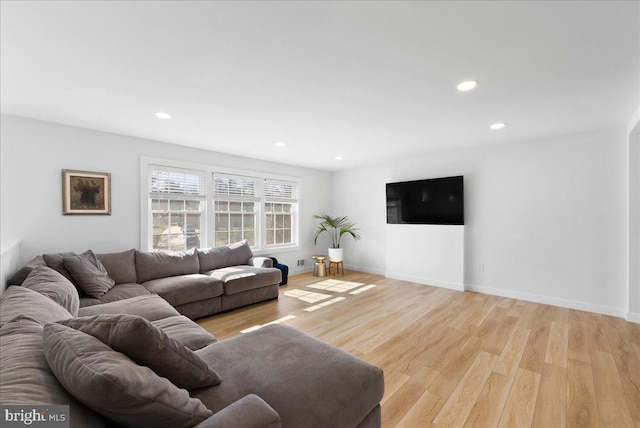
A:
[328, 248, 344, 262]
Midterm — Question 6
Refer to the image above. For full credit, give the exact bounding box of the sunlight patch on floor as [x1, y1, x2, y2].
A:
[284, 289, 333, 303]
[240, 314, 297, 334]
[304, 297, 347, 312]
[308, 279, 365, 292]
[349, 284, 377, 295]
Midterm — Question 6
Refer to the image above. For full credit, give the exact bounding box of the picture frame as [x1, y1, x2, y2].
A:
[62, 169, 111, 215]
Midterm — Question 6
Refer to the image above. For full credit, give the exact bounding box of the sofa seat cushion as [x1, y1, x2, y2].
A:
[77, 294, 179, 321]
[151, 315, 218, 351]
[21, 265, 80, 316]
[135, 249, 200, 283]
[205, 266, 281, 295]
[193, 324, 384, 428]
[0, 317, 106, 428]
[0, 286, 72, 328]
[141, 275, 224, 306]
[43, 323, 213, 428]
[79, 283, 150, 308]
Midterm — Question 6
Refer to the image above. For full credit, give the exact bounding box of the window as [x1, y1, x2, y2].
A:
[149, 167, 206, 251]
[213, 174, 259, 247]
[264, 180, 297, 247]
[144, 160, 300, 253]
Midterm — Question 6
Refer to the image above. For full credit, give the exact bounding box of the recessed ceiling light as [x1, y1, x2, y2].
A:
[275, 141, 286, 148]
[334, 156, 343, 161]
[154, 112, 171, 119]
[490, 122, 506, 130]
[456, 80, 478, 92]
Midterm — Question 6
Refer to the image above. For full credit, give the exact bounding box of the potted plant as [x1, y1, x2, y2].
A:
[312, 214, 361, 262]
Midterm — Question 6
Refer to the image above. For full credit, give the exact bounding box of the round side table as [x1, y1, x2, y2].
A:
[311, 255, 328, 277]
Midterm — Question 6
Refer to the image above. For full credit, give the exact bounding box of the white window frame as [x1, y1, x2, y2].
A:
[140, 157, 301, 254]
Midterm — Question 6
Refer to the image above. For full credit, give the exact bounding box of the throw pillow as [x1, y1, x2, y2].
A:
[21, 265, 80, 316]
[43, 323, 213, 428]
[62, 250, 115, 298]
[60, 313, 221, 389]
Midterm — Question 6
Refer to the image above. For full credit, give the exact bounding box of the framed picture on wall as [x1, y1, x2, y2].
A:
[62, 169, 111, 215]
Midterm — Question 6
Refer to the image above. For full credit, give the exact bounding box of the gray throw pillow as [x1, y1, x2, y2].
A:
[43, 323, 213, 428]
[21, 265, 80, 316]
[62, 250, 115, 298]
[60, 313, 221, 389]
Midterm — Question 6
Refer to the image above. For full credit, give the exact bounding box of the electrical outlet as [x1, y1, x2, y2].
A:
[297, 259, 306, 267]
[477, 263, 485, 272]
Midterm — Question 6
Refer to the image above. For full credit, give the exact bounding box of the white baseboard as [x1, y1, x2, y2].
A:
[344, 264, 386, 276]
[287, 266, 313, 276]
[465, 283, 627, 318]
[385, 271, 464, 292]
[626, 311, 640, 324]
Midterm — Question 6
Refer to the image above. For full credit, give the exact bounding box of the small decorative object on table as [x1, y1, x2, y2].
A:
[311, 255, 328, 277]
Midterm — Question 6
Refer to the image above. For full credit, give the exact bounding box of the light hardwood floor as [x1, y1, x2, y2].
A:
[197, 271, 640, 427]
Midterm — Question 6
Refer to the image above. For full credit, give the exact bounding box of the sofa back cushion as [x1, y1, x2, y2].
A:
[96, 249, 137, 284]
[6, 255, 46, 286]
[135, 249, 199, 283]
[0, 286, 72, 328]
[43, 251, 80, 285]
[43, 323, 213, 428]
[21, 266, 80, 316]
[60, 314, 221, 389]
[198, 240, 253, 273]
[0, 317, 106, 428]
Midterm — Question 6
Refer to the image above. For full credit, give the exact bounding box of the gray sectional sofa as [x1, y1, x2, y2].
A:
[11, 241, 282, 320]
[0, 242, 385, 427]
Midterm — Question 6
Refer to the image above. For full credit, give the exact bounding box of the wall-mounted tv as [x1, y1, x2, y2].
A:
[386, 176, 464, 225]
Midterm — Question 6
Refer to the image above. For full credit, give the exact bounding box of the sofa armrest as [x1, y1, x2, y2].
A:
[193, 394, 281, 428]
[248, 256, 273, 268]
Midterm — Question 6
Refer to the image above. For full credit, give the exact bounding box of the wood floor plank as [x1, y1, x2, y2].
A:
[603, 316, 640, 422]
[464, 372, 514, 428]
[493, 327, 531, 378]
[498, 368, 541, 427]
[395, 390, 446, 428]
[519, 305, 553, 374]
[567, 358, 600, 428]
[545, 320, 569, 368]
[194, 271, 640, 428]
[531, 363, 567, 428]
[432, 351, 498, 427]
[591, 349, 635, 427]
[568, 317, 591, 364]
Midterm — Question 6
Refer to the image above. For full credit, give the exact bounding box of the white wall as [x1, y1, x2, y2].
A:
[333, 129, 629, 317]
[0, 114, 331, 274]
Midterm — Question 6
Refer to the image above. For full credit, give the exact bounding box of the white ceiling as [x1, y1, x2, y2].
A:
[1, 1, 638, 171]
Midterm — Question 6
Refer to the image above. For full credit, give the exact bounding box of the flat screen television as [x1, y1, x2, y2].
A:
[386, 176, 464, 225]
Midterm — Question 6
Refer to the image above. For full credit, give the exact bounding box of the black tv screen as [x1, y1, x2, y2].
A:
[386, 176, 464, 225]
